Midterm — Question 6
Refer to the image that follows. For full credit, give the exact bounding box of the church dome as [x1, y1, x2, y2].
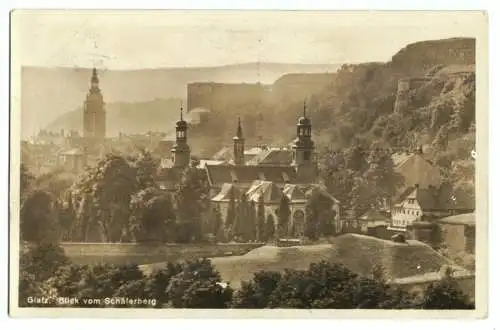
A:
[176, 119, 188, 129]
[297, 116, 311, 126]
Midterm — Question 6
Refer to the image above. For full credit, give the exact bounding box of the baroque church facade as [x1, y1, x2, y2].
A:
[158, 101, 341, 238]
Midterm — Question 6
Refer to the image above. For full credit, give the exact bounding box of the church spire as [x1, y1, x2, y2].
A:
[236, 116, 243, 139]
[172, 101, 190, 168]
[83, 67, 105, 141]
[233, 117, 245, 166]
[292, 98, 316, 181]
[91, 67, 99, 83]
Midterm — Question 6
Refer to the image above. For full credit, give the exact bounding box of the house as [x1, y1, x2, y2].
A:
[435, 213, 475, 254]
[389, 183, 475, 233]
[391, 148, 442, 193]
[57, 148, 87, 173]
[357, 208, 391, 236]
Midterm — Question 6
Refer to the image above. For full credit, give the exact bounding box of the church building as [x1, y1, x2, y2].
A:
[207, 103, 340, 237]
[83, 68, 106, 142]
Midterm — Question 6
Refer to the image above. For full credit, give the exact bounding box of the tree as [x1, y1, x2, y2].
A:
[364, 149, 405, 205]
[304, 192, 321, 241]
[224, 188, 236, 241]
[265, 214, 276, 242]
[265, 261, 413, 309]
[277, 195, 291, 238]
[174, 167, 208, 242]
[231, 270, 282, 308]
[344, 145, 368, 172]
[211, 206, 224, 241]
[256, 195, 266, 242]
[133, 149, 160, 190]
[128, 188, 176, 243]
[349, 177, 377, 217]
[233, 193, 248, 241]
[422, 268, 474, 309]
[166, 258, 233, 308]
[19, 243, 70, 283]
[432, 126, 450, 151]
[146, 262, 183, 307]
[69, 154, 137, 242]
[20, 189, 60, 244]
[20, 163, 34, 202]
[246, 200, 257, 242]
[322, 168, 356, 209]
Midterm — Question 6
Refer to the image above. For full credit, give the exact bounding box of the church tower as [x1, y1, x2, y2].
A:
[83, 68, 106, 140]
[171, 104, 191, 168]
[292, 100, 317, 181]
[233, 117, 245, 166]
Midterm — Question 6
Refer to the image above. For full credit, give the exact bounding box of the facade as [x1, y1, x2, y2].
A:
[207, 107, 340, 238]
[57, 148, 87, 173]
[83, 68, 106, 141]
[389, 184, 475, 232]
[357, 209, 391, 235]
[436, 213, 475, 254]
[211, 180, 340, 238]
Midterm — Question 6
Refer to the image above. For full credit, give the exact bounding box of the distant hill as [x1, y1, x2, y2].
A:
[21, 62, 340, 138]
[45, 98, 184, 137]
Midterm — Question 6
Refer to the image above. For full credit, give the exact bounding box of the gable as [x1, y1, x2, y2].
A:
[395, 154, 442, 188]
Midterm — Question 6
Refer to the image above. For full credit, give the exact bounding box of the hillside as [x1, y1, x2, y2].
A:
[140, 234, 463, 289]
[21, 62, 340, 138]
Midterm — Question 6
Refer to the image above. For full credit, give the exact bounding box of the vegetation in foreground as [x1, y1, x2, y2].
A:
[19, 244, 474, 310]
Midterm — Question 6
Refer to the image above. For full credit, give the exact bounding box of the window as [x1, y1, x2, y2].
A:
[304, 151, 311, 161]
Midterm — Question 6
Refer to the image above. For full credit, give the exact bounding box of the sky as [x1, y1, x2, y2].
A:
[11, 10, 483, 69]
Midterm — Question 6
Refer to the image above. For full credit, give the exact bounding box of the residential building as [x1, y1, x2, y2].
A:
[389, 183, 475, 232]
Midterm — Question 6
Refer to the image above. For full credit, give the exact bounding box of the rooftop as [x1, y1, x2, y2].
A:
[205, 164, 300, 186]
[436, 213, 475, 226]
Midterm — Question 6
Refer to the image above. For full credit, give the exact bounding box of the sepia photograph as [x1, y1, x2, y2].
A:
[8, 10, 488, 318]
